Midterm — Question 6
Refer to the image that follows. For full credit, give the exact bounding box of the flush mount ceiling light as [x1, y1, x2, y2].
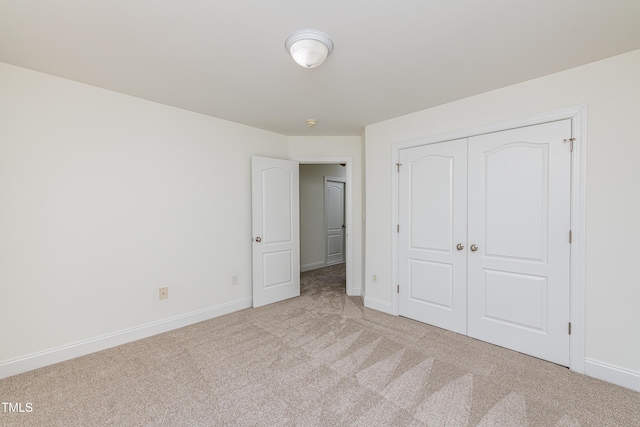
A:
[285, 29, 334, 68]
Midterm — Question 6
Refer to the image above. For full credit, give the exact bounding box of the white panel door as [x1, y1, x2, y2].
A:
[399, 139, 468, 334]
[325, 178, 345, 265]
[467, 120, 572, 366]
[251, 156, 300, 308]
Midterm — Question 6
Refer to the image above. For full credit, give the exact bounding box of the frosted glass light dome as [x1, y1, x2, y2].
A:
[285, 30, 334, 69]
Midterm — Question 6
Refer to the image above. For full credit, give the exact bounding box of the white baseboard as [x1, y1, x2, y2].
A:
[584, 358, 640, 392]
[0, 297, 253, 380]
[364, 296, 394, 315]
[301, 261, 326, 272]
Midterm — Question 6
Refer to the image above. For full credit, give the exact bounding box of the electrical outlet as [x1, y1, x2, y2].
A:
[231, 274, 238, 285]
[159, 287, 168, 300]
[372, 273, 378, 284]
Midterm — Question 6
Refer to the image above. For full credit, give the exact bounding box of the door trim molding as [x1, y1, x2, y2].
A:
[391, 105, 587, 373]
[294, 157, 356, 296]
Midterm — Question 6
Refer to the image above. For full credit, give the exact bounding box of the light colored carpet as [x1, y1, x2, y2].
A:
[1, 263, 639, 426]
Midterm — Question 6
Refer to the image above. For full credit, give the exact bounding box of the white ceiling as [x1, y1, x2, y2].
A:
[1, 1, 640, 136]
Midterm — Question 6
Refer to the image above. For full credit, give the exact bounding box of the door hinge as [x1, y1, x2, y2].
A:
[569, 230, 572, 244]
[568, 322, 572, 335]
[397, 285, 400, 293]
[563, 138, 575, 152]
[396, 163, 402, 172]
[397, 224, 400, 233]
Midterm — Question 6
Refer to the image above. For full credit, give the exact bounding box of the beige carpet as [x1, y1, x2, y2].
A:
[1, 263, 639, 426]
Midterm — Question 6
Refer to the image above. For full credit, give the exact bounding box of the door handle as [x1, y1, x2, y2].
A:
[254, 237, 262, 242]
[470, 244, 478, 252]
[456, 243, 464, 251]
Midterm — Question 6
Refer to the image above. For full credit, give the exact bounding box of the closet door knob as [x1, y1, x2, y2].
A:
[456, 243, 464, 251]
[470, 244, 478, 252]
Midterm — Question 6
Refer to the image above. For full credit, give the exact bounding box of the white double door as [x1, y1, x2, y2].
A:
[399, 120, 572, 366]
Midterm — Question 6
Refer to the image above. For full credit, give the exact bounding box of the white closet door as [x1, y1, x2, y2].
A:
[399, 139, 468, 334]
[467, 120, 572, 366]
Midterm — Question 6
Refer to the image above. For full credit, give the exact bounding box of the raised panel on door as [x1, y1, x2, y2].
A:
[252, 156, 300, 308]
[467, 120, 572, 366]
[398, 139, 467, 334]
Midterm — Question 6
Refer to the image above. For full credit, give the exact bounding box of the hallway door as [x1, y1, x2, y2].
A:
[325, 177, 346, 265]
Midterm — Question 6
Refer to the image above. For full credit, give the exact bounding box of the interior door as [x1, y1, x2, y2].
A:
[251, 156, 300, 308]
[467, 120, 572, 366]
[325, 178, 346, 265]
[398, 139, 468, 334]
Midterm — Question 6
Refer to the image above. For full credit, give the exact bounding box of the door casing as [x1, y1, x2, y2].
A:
[391, 105, 587, 372]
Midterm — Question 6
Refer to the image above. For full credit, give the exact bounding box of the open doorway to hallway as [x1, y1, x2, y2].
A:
[299, 163, 347, 292]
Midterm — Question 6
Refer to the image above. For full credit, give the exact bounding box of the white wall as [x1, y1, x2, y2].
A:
[299, 164, 346, 271]
[289, 136, 363, 296]
[0, 63, 289, 376]
[364, 49, 640, 387]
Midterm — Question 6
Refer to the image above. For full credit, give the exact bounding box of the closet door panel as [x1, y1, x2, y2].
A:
[398, 139, 467, 334]
[467, 120, 572, 366]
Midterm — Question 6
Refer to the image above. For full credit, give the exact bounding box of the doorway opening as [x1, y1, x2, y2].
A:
[295, 157, 354, 296]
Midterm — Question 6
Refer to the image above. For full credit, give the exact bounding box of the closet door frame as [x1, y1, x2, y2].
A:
[391, 105, 587, 373]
